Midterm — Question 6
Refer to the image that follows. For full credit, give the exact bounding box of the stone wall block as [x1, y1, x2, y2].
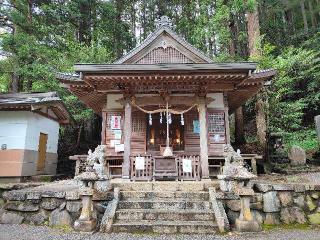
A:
[250, 202, 263, 210]
[3, 191, 26, 201]
[306, 195, 317, 211]
[0, 211, 24, 224]
[66, 201, 82, 213]
[226, 200, 241, 212]
[280, 208, 295, 224]
[294, 185, 306, 193]
[273, 184, 295, 191]
[25, 209, 48, 225]
[65, 191, 80, 200]
[278, 192, 293, 207]
[290, 207, 306, 224]
[254, 183, 273, 193]
[264, 213, 280, 225]
[42, 191, 65, 199]
[49, 209, 72, 227]
[293, 195, 305, 208]
[26, 192, 42, 200]
[252, 210, 265, 224]
[263, 191, 280, 212]
[41, 198, 64, 210]
[308, 212, 320, 225]
[0, 198, 5, 208]
[226, 209, 239, 225]
[311, 193, 319, 200]
[5, 201, 39, 212]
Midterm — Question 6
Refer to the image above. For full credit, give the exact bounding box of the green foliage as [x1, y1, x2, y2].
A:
[284, 129, 319, 152]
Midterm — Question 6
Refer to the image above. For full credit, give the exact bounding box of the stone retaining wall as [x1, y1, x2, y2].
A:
[222, 182, 320, 226]
[1, 181, 320, 231]
[0, 182, 112, 228]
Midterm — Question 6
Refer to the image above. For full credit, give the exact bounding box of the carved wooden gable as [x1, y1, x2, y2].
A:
[137, 45, 193, 64]
[114, 17, 212, 64]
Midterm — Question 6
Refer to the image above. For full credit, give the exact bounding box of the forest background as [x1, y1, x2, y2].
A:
[0, 0, 319, 167]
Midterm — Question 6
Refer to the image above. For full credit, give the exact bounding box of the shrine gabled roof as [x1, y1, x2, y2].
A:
[114, 26, 213, 64]
[112, 16, 213, 64]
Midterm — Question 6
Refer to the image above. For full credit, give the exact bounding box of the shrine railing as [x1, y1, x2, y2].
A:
[176, 155, 201, 181]
[130, 154, 201, 181]
[130, 155, 154, 181]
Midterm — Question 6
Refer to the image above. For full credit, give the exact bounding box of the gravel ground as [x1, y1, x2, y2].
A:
[1, 224, 320, 240]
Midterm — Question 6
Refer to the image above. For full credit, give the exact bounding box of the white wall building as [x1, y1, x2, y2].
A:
[0, 92, 71, 182]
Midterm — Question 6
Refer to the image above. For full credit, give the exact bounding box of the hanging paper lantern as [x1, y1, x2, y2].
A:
[149, 113, 152, 125]
[181, 114, 184, 125]
[168, 112, 172, 124]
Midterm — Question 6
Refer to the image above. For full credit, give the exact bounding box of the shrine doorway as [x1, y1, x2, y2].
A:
[146, 113, 185, 153]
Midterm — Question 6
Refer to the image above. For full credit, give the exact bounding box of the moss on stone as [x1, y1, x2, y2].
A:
[308, 213, 320, 225]
[306, 196, 317, 211]
[262, 223, 310, 231]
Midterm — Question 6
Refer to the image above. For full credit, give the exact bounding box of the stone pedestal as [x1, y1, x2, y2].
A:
[74, 188, 97, 232]
[235, 188, 261, 232]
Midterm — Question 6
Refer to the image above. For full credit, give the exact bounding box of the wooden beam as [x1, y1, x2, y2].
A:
[117, 96, 215, 107]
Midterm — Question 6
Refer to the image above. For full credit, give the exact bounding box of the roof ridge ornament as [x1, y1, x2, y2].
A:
[155, 16, 173, 29]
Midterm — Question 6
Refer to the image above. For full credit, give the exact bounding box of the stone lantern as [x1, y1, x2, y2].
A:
[74, 145, 110, 232]
[74, 169, 99, 232]
[218, 145, 261, 232]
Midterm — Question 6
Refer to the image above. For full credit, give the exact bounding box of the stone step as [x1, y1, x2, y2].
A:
[112, 220, 218, 234]
[117, 200, 211, 210]
[115, 209, 215, 221]
[111, 181, 219, 192]
[120, 191, 209, 201]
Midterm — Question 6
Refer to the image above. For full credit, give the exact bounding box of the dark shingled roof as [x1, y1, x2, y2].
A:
[0, 92, 72, 124]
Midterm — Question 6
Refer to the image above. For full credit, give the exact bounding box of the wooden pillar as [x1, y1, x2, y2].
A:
[224, 93, 231, 145]
[198, 97, 209, 179]
[122, 99, 132, 179]
[101, 111, 107, 145]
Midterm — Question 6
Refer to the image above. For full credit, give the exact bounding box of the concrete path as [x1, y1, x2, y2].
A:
[1, 224, 320, 240]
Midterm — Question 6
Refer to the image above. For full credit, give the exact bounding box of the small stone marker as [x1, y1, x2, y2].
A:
[315, 115, 320, 141]
[288, 145, 306, 166]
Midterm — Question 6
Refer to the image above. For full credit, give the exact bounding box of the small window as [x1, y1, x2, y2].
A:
[208, 113, 225, 134]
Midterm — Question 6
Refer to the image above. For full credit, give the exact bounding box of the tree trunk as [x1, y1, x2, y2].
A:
[300, 0, 309, 33]
[235, 106, 246, 145]
[246, 1, 267, 146]
[256, 98, 267, 145]
[308, 0, 317, 29]
[10, 71, 20, 93]
[246, 5, 262, 58]
[114, 0, 123, 58]
[78, 0, 92, 45]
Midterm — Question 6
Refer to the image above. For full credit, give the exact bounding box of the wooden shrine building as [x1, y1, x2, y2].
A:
[58, 16, 276, 181]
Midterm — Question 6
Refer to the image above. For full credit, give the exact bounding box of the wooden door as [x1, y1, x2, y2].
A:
[37, 133, 48, 171]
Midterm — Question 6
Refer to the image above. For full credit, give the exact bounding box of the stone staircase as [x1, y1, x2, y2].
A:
[111, 190, 219, 233]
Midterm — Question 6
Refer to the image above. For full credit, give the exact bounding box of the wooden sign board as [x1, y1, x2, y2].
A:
[135, 157, 145, 170]
[182, 159, 192, 173]
[111, 116, 121, 130]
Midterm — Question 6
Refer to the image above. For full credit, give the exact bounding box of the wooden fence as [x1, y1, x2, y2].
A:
[176, 155, 201, 181]
[130, 155, 154, 181]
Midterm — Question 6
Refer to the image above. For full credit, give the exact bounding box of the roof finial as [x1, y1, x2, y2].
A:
[155, 16, 173, 29]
